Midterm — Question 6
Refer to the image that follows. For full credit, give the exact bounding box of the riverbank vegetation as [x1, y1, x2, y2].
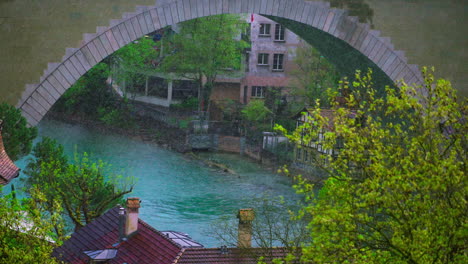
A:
[51, 61, 136, 129]
[24, 137, 135, 233]
[275, 68, 467, 263]
[0, 103, 37, 161]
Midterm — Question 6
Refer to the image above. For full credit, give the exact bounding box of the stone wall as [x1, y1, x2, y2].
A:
[217, 135, 244, 153]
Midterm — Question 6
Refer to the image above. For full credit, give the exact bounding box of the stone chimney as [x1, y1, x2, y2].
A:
[125, 197, 141, 237]
[237, 208, 255, 248]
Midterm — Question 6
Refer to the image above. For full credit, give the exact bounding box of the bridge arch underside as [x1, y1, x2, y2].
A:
[269, 17, 394, 92]
[17, 0, 423, 127]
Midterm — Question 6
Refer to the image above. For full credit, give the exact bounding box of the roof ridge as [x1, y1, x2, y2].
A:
[171, 247, 185, 264]
[137, 218, 184, 249]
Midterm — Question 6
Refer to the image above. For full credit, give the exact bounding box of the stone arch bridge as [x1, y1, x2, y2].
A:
[16, 0, 423, 126]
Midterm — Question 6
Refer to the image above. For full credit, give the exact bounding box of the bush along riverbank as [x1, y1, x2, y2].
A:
[46, 108, 191, 154]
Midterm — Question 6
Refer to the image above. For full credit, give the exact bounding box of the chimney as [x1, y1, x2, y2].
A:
[237, 208, 255, 248]
[118, 205, 125, 242]
[125, 197, 141, 237]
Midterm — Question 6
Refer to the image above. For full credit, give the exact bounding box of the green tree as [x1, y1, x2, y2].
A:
[242, 100, 272, 125]
[25, 138, 135, 231]
[241, 100, 274, 147]
[112, 37, 159, 96]
[53, 62, 137, 128]
[276, 68, 467, 263]
[157, 14, 248, 113]
[53, 62, 112, 116]
[0, 103, 37, 161]
[290, 44, 340, 107]
[0, 187, 63, 263]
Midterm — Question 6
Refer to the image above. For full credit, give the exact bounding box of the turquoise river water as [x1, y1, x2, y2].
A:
[13, 119, 299, 247]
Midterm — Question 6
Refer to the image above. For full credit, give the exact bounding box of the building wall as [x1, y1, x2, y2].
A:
[211, 14, 305, 105]
[242, 14, 303, 104]
[211, 82, 241, 102]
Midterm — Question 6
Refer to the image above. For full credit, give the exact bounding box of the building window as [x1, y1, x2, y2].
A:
[304, 150, 309, 162]
[257, 53, 269, 65]
[259, 23, 271, 36]
[251, 86, 266, 98]
[273, 54, 284, 71]
[274, 24, 285, 41]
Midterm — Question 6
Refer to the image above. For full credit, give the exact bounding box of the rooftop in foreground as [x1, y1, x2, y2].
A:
[53, 198, 295, 264]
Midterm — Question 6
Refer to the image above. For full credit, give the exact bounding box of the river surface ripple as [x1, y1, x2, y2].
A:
[14, 119, 299, 247]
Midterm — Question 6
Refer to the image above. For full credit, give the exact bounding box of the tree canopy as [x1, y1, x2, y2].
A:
[290, 44, 340, 107]
[276, 68, 467, 263]
[0, 187, 63, 263]
[53, 62, 111, 116]
[0, 103, 37, 161]
[112, 37, 159, 94]
[24, 137, 135, 232]
[157, 14, 249, 112]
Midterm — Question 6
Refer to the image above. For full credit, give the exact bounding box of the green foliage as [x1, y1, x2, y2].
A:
[178, 120, 190, 129]
[97, 107, 121, 126]
[264, 87, 285, 116]
[290, 44, 340, 107]
[241, 100, 274, 143]
[242, 100, 272, 124]
[24, 138, 135, 232]
[53, 62, 113, 116]
[114, 37, 158, 71]
[97, 101, 136, 129]
[25, 137, 68, 179]
[113, 37, 159, 94]
[53, 61, 140, 130]
[276, 68, 467, 263]
[0, 103, 37, 161]
[0, 187, 63, 263]
[157, 14, 249, 111]
[171, 97, 199, 110]
[274, 118, 296, 133]
[217, 99, 242, 122]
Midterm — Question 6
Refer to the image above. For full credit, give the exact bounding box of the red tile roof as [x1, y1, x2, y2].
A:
[54, 207, 296, 264]
[53, 207, 182, 264]
[0, 129, 20, 185]
[174, 247, 295, 264]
